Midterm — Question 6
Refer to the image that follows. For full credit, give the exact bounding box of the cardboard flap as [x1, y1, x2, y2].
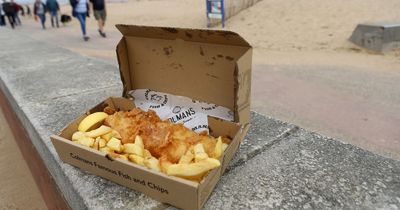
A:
[116, 25, 252, 124]
[116, 25, 251, 47]
[234, 49, 252, 124]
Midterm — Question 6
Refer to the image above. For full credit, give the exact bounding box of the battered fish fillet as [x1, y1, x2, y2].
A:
[104, 107, 227, 164]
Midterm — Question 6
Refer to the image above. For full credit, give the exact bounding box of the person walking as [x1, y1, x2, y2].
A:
[33, 0, 46, 29]
[90, 0, 106, 37]
[0, 3, 6, 26]
[46, 0, 59, 27]
[2, 0, 16, 29]
[12, 0, 22, 25]
[70, 0, 89, 41]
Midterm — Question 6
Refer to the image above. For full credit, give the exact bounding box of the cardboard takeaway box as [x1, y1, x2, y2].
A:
[50, 25, 252, 210]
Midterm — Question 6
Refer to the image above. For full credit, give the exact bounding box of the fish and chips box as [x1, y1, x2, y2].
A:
[51, 25, 252, 210]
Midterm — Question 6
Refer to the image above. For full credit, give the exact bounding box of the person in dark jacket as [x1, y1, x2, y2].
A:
[0, 3, 6, 26]
[46, 0, 59, 27]
[2, 0, 16, 29]
[33, 0, 46, 29]
[12, 0, 21, 25]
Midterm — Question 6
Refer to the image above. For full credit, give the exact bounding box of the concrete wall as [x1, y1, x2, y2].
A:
[349, 23, 400, 52]
[208, 0, 261, 27]
[224, 0, 261, 19]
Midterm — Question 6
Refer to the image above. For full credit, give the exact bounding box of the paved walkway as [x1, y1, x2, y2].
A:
[252, 64, 400, 160]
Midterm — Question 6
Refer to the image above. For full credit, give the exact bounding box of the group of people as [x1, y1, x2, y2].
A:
[33, 0, 59, 28]
[0, 0, 107, 41]
[0, 0, 26, 28]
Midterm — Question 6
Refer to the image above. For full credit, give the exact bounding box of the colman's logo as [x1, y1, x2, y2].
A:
[168, 107, 196, 123]
[144, 89, 168, 109]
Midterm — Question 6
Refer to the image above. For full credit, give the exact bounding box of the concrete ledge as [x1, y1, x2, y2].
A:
[1, 29, 399, 209]
[206, 129, 400, 209]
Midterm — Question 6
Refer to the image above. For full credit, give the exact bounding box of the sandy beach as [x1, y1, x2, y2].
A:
[9, 0, 399, 72]
[12, 0, 399, 67]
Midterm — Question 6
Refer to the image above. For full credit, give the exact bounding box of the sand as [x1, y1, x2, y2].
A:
[224, 0, 400, 68]
[227, 0, 400, 53]
[0, 109, 46, 210]
[12, 0, 399, 70]
[57, 0, 398, 72]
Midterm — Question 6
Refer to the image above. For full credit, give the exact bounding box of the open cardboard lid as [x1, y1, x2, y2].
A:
[116, 24, 252, 124]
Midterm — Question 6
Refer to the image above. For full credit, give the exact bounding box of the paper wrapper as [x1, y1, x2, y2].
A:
[128, 89, 234, 133]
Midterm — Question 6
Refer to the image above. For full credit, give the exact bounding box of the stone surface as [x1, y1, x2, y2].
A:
[0, 29, 122, 105]
[227, 112, 297, 170]
[205, 129, 400, 209]
[349, 23, 400, 52]
[1, 29, 400, 210]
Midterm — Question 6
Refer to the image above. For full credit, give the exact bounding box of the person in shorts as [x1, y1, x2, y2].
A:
[90, 0, 106, 37]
